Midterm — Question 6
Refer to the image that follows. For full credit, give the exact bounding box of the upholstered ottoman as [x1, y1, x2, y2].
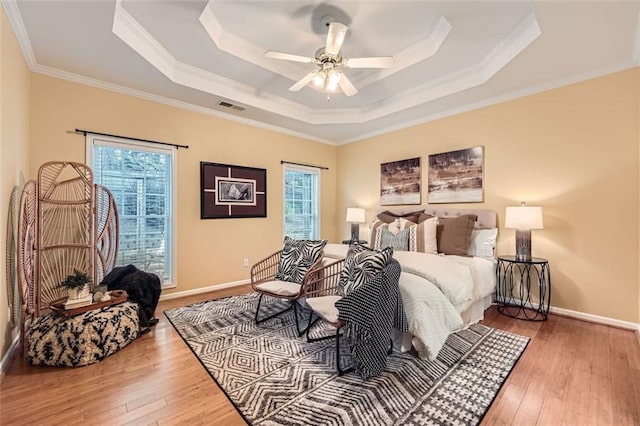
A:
[27, 301, 140, 367]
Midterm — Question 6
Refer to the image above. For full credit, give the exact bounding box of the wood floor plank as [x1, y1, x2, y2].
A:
[1, 286, 639, 426]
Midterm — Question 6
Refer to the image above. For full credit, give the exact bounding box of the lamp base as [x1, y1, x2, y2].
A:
[350, 223, 359, 242]
[515, 229, 532, 261]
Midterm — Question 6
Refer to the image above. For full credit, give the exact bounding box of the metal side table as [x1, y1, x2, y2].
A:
[496, 255, 551, 321]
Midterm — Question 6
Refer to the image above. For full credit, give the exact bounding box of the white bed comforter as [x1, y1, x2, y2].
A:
[322, 243, 494, 360]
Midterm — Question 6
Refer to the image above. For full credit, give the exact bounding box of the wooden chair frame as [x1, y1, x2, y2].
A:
[250, 250, 322, 336]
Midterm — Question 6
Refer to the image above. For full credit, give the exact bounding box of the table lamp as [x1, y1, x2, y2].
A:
[346, 207, 366, 242]
[505, 202, 543, 261]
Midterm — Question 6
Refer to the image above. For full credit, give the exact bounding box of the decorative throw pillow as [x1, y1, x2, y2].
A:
[436, 214, 477, 256]
[337, 243, 393, 297]
[369, 219, 400, 248]
[398, 217, 438, 254]
[468, 228, 498, 260]
[275, 236, 327, 284]
[376, 210, 426, 224]
[379, 227, 409, 251]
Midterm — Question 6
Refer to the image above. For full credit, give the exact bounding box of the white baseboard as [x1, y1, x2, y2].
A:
[0, 334, 21, 380]
[159, 279, 250, 302]
[549, 305, 640, 331]
[494, 296, 640, 332]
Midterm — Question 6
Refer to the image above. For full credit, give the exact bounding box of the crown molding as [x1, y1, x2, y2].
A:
[1, 0, 36, 68]
[31, 62, 336, 145]
[339, 60, 637, 145]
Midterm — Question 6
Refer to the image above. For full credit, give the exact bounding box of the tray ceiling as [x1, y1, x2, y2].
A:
[5, 1, 640, 144]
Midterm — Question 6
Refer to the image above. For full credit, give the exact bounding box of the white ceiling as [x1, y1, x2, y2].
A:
[5, 1, 640, 145]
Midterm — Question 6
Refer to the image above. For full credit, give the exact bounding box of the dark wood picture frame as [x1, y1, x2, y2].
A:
[200, 162, 267, 219]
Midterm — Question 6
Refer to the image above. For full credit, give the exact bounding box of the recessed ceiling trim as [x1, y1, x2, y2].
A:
[113, 1, 541, 126]
[356, 15, 452, 90]
[199, 2, 308, 83]
[200, 1, 452, 90]
[113, 0, 323, 124]
[348, 11, 541, 123]
[479, 11, 541, 79]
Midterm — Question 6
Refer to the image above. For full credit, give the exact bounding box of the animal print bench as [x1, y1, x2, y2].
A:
[27, 302, 140, 367]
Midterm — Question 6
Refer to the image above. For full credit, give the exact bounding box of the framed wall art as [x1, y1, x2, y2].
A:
[200, 162, 267, 219]
[428, 146, 484, 203]
[380, 157, 421, 205]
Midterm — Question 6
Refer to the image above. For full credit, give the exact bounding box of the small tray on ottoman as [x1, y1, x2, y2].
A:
[50, 290, 128, 317]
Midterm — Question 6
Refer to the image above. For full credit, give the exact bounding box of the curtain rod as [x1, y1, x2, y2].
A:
[281, 160, 329, 170]
[75, 128, 189, 149]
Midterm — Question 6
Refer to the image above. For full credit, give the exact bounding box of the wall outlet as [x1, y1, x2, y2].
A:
[243, 258, 249, 267]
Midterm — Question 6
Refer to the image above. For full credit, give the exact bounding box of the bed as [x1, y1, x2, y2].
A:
[323, 206, 498, 360]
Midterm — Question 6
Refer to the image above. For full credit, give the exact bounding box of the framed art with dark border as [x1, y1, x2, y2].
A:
[380, 157, 421, 205]
[428, 146, 484, 203]
[200, 162, 267, 219]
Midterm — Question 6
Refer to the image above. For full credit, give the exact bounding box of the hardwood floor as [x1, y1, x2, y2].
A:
[1, 285, 638, 425]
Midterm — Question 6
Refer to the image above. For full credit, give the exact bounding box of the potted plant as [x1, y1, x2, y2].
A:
[60, 269, 92, 300]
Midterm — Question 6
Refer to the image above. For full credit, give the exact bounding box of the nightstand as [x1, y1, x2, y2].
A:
[496, 255, 551, 321]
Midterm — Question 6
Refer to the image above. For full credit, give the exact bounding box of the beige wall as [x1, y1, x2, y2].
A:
[29, 74, 338, 296]
[0, 6, 30, 363]
[338, 68, 640, 323]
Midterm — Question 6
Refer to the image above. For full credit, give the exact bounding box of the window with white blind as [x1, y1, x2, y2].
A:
[283, 164, 320, 239]
[86, 135, 176, 287]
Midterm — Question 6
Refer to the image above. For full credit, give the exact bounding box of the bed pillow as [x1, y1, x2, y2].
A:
[369, 219, 400, 248]
[379, 227, 410, 251]
[275, 236, 327, 283]
[436, 214, 477, 256]
[399, 217, 439, 254]
[337, 243, 393, 296]
[468, 228, 498, 260]
[376, 209, 425, 224]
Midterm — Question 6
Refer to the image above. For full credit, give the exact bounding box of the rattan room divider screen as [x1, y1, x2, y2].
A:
[17, 161, 119, 344]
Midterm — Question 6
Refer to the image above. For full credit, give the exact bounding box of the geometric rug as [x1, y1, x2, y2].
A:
[164, 293, 529, 426]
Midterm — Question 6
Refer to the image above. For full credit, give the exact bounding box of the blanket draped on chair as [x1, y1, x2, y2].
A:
[336, 258, 408, 379]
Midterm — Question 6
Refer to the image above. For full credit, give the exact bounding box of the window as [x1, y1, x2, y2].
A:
[283, 164, 320, 239]
[87, 135, 176, 287]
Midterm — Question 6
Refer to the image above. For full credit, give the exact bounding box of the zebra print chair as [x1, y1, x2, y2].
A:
[303, 243, 406, 378]
[250, 237, 326, 335]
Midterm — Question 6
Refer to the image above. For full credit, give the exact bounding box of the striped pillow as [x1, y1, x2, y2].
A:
[275, 236, 327, 284]
[398, 217, 439, 254]
[337, 243, 393, 296]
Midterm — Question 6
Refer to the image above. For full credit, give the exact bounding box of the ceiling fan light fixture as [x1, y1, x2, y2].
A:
[312, 72, 325, 87]
[326, 70, 341, 90]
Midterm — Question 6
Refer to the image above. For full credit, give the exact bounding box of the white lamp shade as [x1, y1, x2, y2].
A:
[346, 207, 366, 223]
[505, 205, 543, 230]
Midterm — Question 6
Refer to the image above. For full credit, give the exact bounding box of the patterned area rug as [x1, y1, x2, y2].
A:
[165, 293, 529, 426]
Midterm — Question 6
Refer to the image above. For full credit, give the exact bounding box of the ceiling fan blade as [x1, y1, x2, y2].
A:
[325, 22, 348, 56]
[344, 56, 394, 69]
[289, 72, 316, 92]
[338, 73, 358, 96]
[265, 50, 314, 64]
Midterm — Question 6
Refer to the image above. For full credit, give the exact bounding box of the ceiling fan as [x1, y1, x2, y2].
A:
[265, 22, 394, 97]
